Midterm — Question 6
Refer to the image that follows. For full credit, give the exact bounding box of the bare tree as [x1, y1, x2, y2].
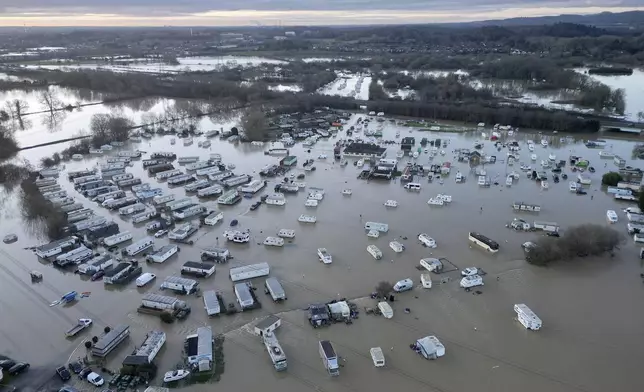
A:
[12, 99, 29, 118]
[39, 90, 62, 115]
[375, 281, 393, 298]
[240, 108, 268, 141]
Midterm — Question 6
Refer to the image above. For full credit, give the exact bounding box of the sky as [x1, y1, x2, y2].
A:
[0, 0, 643, 26]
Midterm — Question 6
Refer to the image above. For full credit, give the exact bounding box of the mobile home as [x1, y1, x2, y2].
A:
[103, 231, 133, 247]
[265, 277, 286, 301]
[229, 262, 270, 282]
[146, 245, 179, 263]
[122, 237, 154, 257]
[161, 276, 199, 294]
[234, 282, 256, 310]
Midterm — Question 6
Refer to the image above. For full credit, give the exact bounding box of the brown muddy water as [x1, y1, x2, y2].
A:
[1, 118, 644, 392]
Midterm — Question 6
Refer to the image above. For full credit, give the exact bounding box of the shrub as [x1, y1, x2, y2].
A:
[160, 311, 175, 323]
[601, 171, 623, 186]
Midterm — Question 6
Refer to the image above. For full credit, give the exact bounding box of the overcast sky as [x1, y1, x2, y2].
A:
[0, 0, 643, 26]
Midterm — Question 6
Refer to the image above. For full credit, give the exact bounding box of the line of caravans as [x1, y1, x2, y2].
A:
[132, 209, 159, 224]
[168, 174, 196, 186]
[103, 231, 134, 247]
[156, 169, 182, 180]
[117, 178, 142, 187]
[173, 205, 207, 220]
[198, 185, 223, 198]
[184, 179, 211, 192]
[167, 198, 194, 211]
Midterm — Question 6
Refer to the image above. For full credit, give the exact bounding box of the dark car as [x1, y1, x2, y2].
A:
[0, 359, 16, 370]
[91, 270, 105, 281]
[546, 232, 561, 237]
[56, 366, 72, 381]
[78, 367, 92, 379]
[68, 361, 83, 374]
[8, 362, 30, 376]
[250, 202, 261, 211]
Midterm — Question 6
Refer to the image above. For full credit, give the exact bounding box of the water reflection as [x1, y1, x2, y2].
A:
[40, 110, 67, 132]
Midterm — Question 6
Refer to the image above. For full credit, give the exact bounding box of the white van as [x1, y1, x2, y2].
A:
[393, 278, 413, 292]
[136, 272, 156, 287]
[404, 182, 421, 191]
[460, 275, 484, 289]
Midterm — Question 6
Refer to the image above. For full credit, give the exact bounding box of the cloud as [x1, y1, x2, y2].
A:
[2, 0, 643, 16]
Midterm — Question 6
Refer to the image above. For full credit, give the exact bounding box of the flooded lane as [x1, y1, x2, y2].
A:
[1, 117, 644, 392]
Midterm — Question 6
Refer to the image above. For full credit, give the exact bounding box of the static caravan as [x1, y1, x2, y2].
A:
[135, 188, 163, 199]
[222, 175, 252, 188]
[181, 261, 216, 278]
[132, 209, 159, 224]
[364, 222, 389, 233]
[104, 231, 133, 247]
[122, 237, 154, 257]
[67, 169, 96, 180]
[198, 185, 223, 198]
[142, 159, 163, 168]
[173, 205, 206, 220]
[196, 166, 221, 177]
[153, 194, 175, 205]
[120, 203, 146, 216]
[147, 163, 174, 175]
[102, 168, 126, 178]
[184, 179, 210, 192]
[67, 209, 94, 223]
[60, 203, 84, 214]
[78, 254, 114, 274]
[150, 152, 177, 160]
[146, 244, 179, 263]
[86, 185, 119, 198]
[76, 179, 105, 191]
[35, 236, 79, 259]
[161, 276, 199, 294]
[99, 162, 126, 171]
[533, 221, 560, 233]
[234, 283, 255, 310]
[73, 174, 101, 185]
[155, 169, 182, 180]
[117, 178, 142, 188]
[132, 183, 151, 192]
[167, 174, 196, 186]
[203, 290, 221, 316]
[204, 210, 224, 226]
[264, 277, 286, 301]
[112, 173, 133, 182]
[118, 151, 142, 158]
[207, 170, 233, 182]
[178, 156, 200, 164]
[229, 262, 270, 282]
[186, 160, 216, 171]
[70, 217, 107, 232]
[95, 190, 126, 203]
[167, 198, 193, 211]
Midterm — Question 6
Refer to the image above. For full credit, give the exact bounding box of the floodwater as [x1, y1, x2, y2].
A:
[319, 73, 372, 100]
[574, 68, 644, 122]
[1, 117, 644, 392]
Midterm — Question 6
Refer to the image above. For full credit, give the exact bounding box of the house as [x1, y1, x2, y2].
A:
[254, 315, 282, 336]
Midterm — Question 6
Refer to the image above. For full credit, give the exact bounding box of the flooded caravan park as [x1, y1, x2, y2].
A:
[1, 115, 644, 392]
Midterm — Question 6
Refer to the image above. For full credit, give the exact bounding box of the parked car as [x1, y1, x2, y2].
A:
[68, 361, 83, 374]
[8, 362, 30, 375]
[163, 369, 190, 383]
[154, 229, 168, 238]
[546, 232, 560, 237]
[78, 367, 92, 379]
[91, 270, 105, 281]
[250, 201, 261, 210]
[56, 366, 72, 381]
[0, 359, 15, 370]
[87, 372, 105, 386]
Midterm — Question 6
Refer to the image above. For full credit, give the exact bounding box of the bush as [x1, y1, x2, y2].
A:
[375, 281, 393, 298]
[160, 311, 175, 323]
[601, 171, 623, 186]
[84, 341, 92, 349]
[525, 224, 622, 266]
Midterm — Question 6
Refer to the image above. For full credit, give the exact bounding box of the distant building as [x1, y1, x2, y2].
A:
[273, 36, 288, 41]
[285, 31, 296, 37]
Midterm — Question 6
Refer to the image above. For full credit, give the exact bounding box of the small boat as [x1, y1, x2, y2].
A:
[384, 200, 398, 208]
[541, 181, 549, 189]
[298, 214, 317, 223]
[599, 151, 615, 158]
[342, 189, 352, 196]
[164, 369, 190, 383]
[278, 229, 296, 238]
[183, 137, 193, 146]
[418, 233, 437, 248]
[531, 154, 537, 161]
[170, 138, 176, 145]
[89, 149, 104, 155]
[72, 154, 83, 160]
[367, 229, 380, 238]
[227, 164, 236, 170]
[548, 153, 556, 161]
[3, 234, 18, 244]
[540, 139, 548, 147]
[318, 154, 327, 160]
[367, 245, 383, 260]
[506, 175, 513, 186]
[264, 237, 285, 247]
[317, 248, 332, 264]
[455, 172, 464, 183]
[305, 199, 319, 207]
[427, 198, 444, 206]
[440, 150, 446, 156]
[561, 173, 568, 180]
[389, 241, 405, 253]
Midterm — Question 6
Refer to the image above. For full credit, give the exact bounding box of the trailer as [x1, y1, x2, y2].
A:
[153, 194, 176, 205]
[166, 197, 194, 211]
[370, 347, 385, 367]
[196, 166, 221, 176]
[184, 179, 210, 192]
[146, 244, 179, 263]
[106, 196, 138, 210]
[118, 150, 142, 158]
[86, 221, 120, 240]
[147, 163, 174, 175]
[103, 262, 142, 284]
[181, 261, 216, 278]
[514, 303, 542, 330]
[60, 203, 84, 213]
[104, 231, 133, 247]
[94, 190, 125, 203]
[234, 282, 256, 310]
[78, 254, 114, 274]
[150, 152, 176, 160]
[68, 169, 96, 180]
[319, 340, 340, 376]
[161, 276, 199, 294]
[35, 236, 79, 258]
[101, 168, 126, 178]
[202, 290, 221, 316]
[65, 318, 93, 337]
[200, 247, 231, 263]
[141, 293, 189, 311]
[173, 205, 207, 220]
[156, 169, 183, 180]
[142, 159, 163, 168]
[168, 174, 196, 186]
[86, 185, 119, 198]
[112, 173, 133, 182]
[207, 170, 233, 182]
[135, 188, 163, 199]
[92, 325, 130, 358]
[197, 185, 223, 198]
[119, 203, 146, 216]
[204, 210, 224, 226]
[132, 183, 151, 192]
[186, 160, 216, 171]
[73, 174, 101, 185]
[70, 217, 107, 232]
[117, 177, 142, 188]
[178, 156, 200, 164]
[66, 210, 95, 223]
[263, 332, 288, 371]
[132, 209, 159, 224]
[122, 237, 154, 257]
[229, 262, 270, 282]
[55, 245, 93, 266]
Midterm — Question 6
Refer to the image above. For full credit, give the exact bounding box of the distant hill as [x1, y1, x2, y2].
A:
[464, 11, 644, 30]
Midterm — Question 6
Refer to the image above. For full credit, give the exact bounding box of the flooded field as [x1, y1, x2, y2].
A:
[319, 73, 372, 100]
[1, 116, 644, 392]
